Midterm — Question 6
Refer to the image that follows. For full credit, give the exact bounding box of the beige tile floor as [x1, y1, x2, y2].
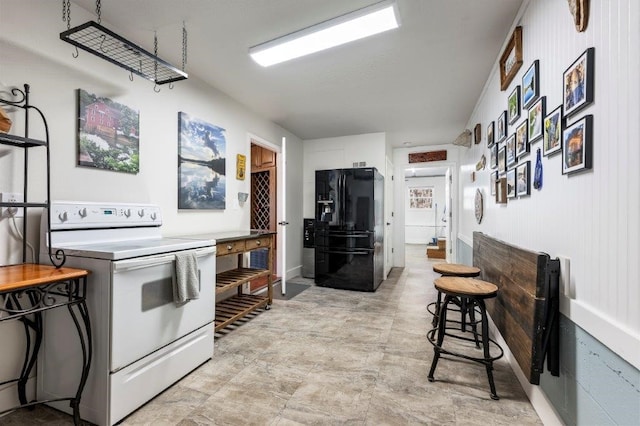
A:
[3, 245, 542, 425]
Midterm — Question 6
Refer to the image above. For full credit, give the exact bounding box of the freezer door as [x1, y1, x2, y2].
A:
[314, 247, 376, 291]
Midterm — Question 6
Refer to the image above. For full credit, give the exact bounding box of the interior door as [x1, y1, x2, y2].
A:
[384, 157, 394, 277]
[445, 168, 452, 262]
[278, 137, 287, 295]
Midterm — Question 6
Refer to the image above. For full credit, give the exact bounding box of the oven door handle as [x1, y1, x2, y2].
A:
[112, 246, 216, 273]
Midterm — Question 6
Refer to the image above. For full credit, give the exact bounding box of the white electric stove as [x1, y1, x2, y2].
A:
[38, 201, 217, 426]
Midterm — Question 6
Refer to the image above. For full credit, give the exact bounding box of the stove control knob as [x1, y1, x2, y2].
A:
[78, 207, 87, 218]
[58, 211, 68, 222]
[138, 209, 145, 218]
[150, 212, 157, 221]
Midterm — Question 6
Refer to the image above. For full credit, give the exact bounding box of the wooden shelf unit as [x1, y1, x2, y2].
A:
[209, 231, 275, 332]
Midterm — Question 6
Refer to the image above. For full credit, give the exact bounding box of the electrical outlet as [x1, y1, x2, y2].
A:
[1, 192, 24, 218]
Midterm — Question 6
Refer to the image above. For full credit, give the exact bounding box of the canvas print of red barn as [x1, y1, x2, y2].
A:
[77, 89, 140, 174]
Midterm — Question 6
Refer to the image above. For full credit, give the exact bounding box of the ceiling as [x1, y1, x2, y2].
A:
[72, 0, 523, 148]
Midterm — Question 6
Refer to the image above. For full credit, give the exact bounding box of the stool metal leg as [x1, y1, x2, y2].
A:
[428, 295, 450, 382]
[431, 291, 442, 328]
[479, 299, 499, 400]
[468, 301, 481, 348]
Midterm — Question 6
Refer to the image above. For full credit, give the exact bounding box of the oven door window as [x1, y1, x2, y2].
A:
[110, 249, 215, 372]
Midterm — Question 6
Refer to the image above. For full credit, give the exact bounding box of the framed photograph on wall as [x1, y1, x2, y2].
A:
[528, 96, 545, 143]
[516, 161, 531, 196]
[178, 112, 227, 210]
[508, 85, 521, 124]
[522, 60, 540, 109]
[496, 111, 507, 142]
[516, 119, 529, 158]
[506, 134, 517, 167]
[562, 115, 593, 175]
[543, 105, 563, 156]
[474, 123, 482, 144]
[563, 47, 595, 117]
[487, 121, 495, 147]
[506, 168, 517, 199]
[490, 143, 498, 169]
[498, 145, 507, 174]
[491, 171, 498, 196]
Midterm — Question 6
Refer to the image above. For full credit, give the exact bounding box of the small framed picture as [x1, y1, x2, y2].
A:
[487, 121, 495, 147]
[498, 145, 507, 174]
[522, 60, 540, 109]
[508, 85, 521, 124]
[516, 119, 529, 158]
[563, 47, 595, 117]
[506, 168, 517, 199]
[491, 171, 498, 196]
[474, 123, 482, 144]
[562, 115, 593, 175]
[497, 111, 507, 142]
[543, 105, 563, 156]
[528, 96, 545, 143]
[516, 161, 531, 196]
[496, 177, 507, 204]
[490, 144, 498, 169]
[506, 134, 517, 167]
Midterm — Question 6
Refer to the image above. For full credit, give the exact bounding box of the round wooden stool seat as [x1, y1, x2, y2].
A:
[432, 263, 480, 277]
[434, 277, 498, 298]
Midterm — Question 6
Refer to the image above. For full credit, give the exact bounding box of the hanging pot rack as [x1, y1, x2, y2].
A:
[59, 0, 187, 86]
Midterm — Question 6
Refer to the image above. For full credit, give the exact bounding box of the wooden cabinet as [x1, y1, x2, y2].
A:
[208, 230, 275, 332]
[251, 144, 276, 170]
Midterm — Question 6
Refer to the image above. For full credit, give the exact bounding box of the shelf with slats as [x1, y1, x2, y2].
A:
[0, 133, 47, 148]
[214, 294, 269, 331]
[215, 267, 269, 294]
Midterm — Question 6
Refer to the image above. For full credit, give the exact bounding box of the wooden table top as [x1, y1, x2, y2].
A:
[0, 264, 89, 293]
[433, 263, 481, 277]
[434, 276, 498, 297]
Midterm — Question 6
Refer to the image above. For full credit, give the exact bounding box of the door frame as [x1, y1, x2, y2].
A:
[247, 133, 284, 285]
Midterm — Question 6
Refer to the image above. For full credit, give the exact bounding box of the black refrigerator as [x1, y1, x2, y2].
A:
[314, 167, 384, 291]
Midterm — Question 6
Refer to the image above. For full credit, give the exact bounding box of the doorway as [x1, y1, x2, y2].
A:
[249, 141, 277, 291]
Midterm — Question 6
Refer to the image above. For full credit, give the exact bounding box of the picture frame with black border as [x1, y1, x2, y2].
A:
[563, 47, 595, 117]
[496, 177, 507, 204]
[562, 115, 593, 175]
[508, 85, 521, 124]
[506, 134, 517, 167]
[516, 119, 529, 159]
[506, 168, 517, 199]
[497, 110, 507, 142]
[522, 60, 540, 109]
[528, 96, 545, 143]
[491, 171, 498, 196]
[516, 161, 531, 196]
[487, 121, 495, 147]
[490, 143, 498, 169]
[543, 105, 563, 156]
[498, 145, 507, 174]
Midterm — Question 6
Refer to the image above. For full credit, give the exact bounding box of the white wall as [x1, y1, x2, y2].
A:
[302, 132, 386, 218]
[404, 176, 446, 244]
[459, 0, 639, 370]
[0, 0, 303, 410]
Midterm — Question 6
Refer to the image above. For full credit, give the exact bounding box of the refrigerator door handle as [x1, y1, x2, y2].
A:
[325, 250, 371, 255]
[326, 234, 370, 238]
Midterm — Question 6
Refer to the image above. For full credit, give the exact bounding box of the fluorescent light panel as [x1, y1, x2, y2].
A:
[249, 0, 399, 67]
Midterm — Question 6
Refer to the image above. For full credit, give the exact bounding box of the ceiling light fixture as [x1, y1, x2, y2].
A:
[249, 0, 400, 67]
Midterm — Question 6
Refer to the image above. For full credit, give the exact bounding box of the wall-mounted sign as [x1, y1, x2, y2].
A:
[408, 150, 447, 163]
[236, 154, 246, 180]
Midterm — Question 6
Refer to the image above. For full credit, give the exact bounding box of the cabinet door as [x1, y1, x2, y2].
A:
[251, 145, 277, 170]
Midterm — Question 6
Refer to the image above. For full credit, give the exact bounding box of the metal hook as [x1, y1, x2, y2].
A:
[99, 34, 107, 53]
[72, 46, 79, 58]
[129, 71, 134, 81]
[153, 84, 161, 93]
[169, 83, 174, 90]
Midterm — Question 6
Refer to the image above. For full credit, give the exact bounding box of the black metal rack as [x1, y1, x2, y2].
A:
[0, 84, 66, 267]
[60, 21, 188, 85]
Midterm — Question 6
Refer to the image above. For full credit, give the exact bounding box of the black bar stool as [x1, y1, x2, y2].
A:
[427, 276, 504, 400]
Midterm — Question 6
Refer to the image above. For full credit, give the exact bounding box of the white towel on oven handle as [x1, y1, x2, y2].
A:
[174, 251, 200, 304]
